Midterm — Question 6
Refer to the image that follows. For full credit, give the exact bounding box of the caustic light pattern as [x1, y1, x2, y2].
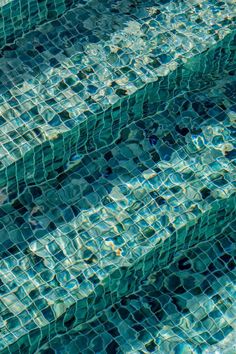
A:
[0, 0, 235, 353]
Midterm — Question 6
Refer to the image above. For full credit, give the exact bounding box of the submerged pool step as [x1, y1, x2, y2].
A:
[0, 71, 235, 352]
[38, 231, 236, 354]
[0, 0, 235, 201]
[0, 0, 89, 49]
[0, 0, 235, 352]
[1, 70, 236, 250]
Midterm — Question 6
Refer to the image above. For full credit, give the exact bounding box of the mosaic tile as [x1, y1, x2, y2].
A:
[0, 0, 235, 197]
[38, 230, 236, 354]
[0, 66, 235, 352]
[0, 0, 235, 353]
[0, 0, 87, 49]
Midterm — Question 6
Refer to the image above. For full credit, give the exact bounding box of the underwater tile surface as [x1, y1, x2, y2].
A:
[0, 0, 235, 353]
[0, 0, 236, 194]
[38, 231, 236, 354]
[0, 0, 87, 49]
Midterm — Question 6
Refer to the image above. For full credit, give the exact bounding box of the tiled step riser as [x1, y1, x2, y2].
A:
[1, 31, 235, 200]
[4, 197, 235, 354]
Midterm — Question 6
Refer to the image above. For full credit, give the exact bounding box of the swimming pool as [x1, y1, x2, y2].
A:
[0, 0, 235, 353]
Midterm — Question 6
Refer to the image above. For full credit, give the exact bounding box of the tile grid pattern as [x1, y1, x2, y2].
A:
[0, 69, 235, 352]
[0, 0, 88, 49]
[0, 0, 235, 353]
[0, 0, 235, 194]
[38, 230, 236, 354]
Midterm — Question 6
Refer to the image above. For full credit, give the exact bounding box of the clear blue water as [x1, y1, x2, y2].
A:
[0, 1, 235, 353]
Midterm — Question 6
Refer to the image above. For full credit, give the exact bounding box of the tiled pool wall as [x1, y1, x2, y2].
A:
[0, 0, 85, 49]
[1, 30, 235, 199]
